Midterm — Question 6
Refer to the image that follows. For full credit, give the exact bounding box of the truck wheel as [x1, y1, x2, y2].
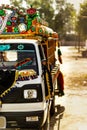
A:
[50, 97, 55, 116]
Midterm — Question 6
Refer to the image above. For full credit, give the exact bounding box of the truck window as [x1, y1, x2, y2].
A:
[38, 45, 45, 61]
[0, 43, 38, 74]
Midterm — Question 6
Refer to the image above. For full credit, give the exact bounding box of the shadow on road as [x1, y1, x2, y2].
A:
[50, 105, 65, 130]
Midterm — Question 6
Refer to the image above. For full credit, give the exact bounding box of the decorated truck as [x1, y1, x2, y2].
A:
[0, 5, 61, 129]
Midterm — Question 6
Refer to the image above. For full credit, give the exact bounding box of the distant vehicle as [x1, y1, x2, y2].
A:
[82, 50, 87, 57]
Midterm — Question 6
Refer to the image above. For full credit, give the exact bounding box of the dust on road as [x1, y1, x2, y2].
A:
[54, 46, 87, 130]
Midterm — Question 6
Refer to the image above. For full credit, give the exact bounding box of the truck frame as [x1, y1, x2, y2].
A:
[0, 5, 60, 129]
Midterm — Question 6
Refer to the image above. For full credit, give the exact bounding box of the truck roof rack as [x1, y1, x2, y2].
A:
[0, 4, 58, 40]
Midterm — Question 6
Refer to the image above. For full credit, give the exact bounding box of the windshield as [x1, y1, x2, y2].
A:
[0, 43, 38, 73]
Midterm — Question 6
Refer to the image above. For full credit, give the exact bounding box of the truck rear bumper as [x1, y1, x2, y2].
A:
[0, 110, 44, 129]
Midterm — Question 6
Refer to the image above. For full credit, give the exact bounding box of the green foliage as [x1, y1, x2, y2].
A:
[32, 0, 54, 28]
[10, 0, 22, 7]
[9, 0, 76, 40]
[54, 2, 76, 39]
[77, 1, 87, 39]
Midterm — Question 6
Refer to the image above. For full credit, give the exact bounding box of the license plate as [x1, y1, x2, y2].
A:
[0, 116, 6, 128]
[26, 116, 38, 122]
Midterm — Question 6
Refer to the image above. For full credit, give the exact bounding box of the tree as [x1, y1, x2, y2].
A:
[54, 1, 76, 39]
[77, 1, 87, 39]
[10, 0, 54, 28]
[26, 0, 54, 28]
[9, 0, 76, 40]
[10, 0, 22, 8]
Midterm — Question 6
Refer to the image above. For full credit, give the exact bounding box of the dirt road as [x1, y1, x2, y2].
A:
[51, 46, 87, 130]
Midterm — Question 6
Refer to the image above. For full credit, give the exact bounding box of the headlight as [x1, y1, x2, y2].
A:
[24, 89, 37, 99]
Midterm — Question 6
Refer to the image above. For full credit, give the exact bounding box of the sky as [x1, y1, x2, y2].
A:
[0, 0, 85, 11]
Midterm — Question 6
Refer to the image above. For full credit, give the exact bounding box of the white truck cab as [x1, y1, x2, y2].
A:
[0, 5, 60, 129]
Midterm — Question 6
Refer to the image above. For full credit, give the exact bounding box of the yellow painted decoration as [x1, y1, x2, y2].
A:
[18, 69, 36, 77]
[0, 70, 18, 99]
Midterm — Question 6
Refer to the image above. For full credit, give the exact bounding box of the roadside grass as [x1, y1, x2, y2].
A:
[65, 73, 87, 89]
